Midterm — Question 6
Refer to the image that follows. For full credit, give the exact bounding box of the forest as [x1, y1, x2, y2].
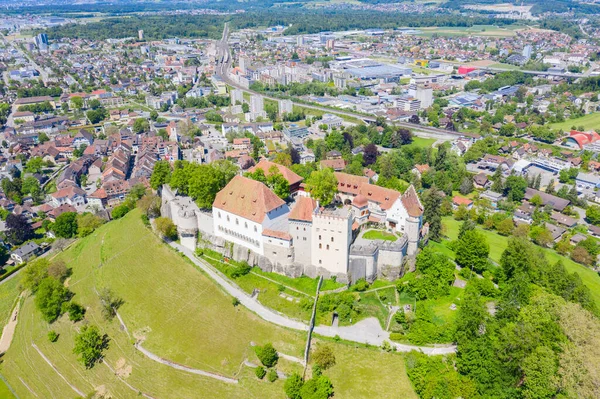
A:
[44, 11, 521, 41]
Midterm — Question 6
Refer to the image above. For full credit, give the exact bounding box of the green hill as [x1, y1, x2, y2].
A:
[0, 209, 417, 398]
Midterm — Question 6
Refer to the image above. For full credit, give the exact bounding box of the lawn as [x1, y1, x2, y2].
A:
[548, 112, 600, 132]
[0, 378, 15, 399]
[441, 217, 600, 307]
[409, 137, 437, 149]
[362, 230, 398, 242]
[252, 268, 344, 294]
[321, 343, 418, 399]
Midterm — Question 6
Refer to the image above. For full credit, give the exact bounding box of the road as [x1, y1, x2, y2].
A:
[214, 24, 474, 140]
[172, 242, 456, 355]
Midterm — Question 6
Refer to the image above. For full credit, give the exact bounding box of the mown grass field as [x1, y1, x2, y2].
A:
[548, 112, 600, 132]
[0, 209, 418, 398]
[442, 217, 600, 307]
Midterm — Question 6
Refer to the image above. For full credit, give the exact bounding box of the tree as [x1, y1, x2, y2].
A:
[22, 258, 50, 291]
[52, 212, 78, 238]
[530, 225, 553, 247]
[363, 143, 378, 166]
[305, 168, 338, 206]
[73, 325, 108, 369]
[133, 118, 150, 134]
[150, 110, 158, 121]
[497, 218, 515, 236]
[504, 175, 528, 202]
[402, 247, 455, 300]
[455, 229, 490, 274]
[34, 277, 70, 322]
[267, 368, 278, 382]
[255, 343, 279, 368]
[255, 366, 266, 379]
[300, 374, 334, 399]
[312, 345, 336, 370]
[25, 156, 44, 173]
[22, 176, 43, 203]
[71, 96, 83, 110]
[150, 160, 171, 189]
[47, 260, 69, 282]
[242, 102, 249, 113]
[64, 301, 85, 322]
[285, 373, 304, 399]
[422, 187, 443, 241]
[155, 217, 177, 240]
[98, 288, 123, 321]
[5, 213, 33, 245]
[586, 205, 600, 225]
[137, 194, 161, 218]
[530, 194, 543, 207]
[571, 245, 594, 266]
[112, 204, 131, 219]
[459, 176, 473, 195]
[76, 213, 104, 237]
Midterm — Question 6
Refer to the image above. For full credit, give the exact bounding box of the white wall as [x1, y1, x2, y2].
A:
[213, 207, 264, 255]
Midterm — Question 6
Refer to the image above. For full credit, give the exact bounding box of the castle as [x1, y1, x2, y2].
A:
[161, 161, 425, 284]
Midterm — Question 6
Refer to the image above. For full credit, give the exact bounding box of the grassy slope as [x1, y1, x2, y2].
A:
[442, 217, 600, 307]
[548, 113, 600, 132]
[0, 210, 418, 398]
[0, 277, 21, 326]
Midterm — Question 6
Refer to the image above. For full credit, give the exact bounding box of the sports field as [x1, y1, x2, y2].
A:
[548, 113, 600, 132]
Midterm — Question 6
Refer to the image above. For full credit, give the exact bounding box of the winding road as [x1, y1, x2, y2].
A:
[171, 242, 456, 355]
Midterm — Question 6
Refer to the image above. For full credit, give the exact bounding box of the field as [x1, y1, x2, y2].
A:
[548, 112, 600, 132]
[442, 217, 600, 307]
[0, 277, 21, 327]
[416, 25, 520, 38]
[0, 210, 418, 398]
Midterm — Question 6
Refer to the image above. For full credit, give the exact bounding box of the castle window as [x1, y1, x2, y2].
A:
[254, 226, 257, 232]
[218, 212, 221, 218]
[319, 260, 322, 264]
[331, 237, 334, 242]
[319, 244, 322, 249]
[236, 218, 239, 225]
[326, 245, 329, 250]
[319, 235, 322, 240]
[227, 215, 230, 222]
[245, 222, 248, 228]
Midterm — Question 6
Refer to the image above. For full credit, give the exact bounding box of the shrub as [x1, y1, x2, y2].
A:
[284, 373, 304, 399]
[389, 332, 404, 341]
[155, 217, 178, 240]
[73, 325, 109, 369]
[48, 330, 59, 342]
[267, 368, 278, 382]
[350, 278, 369, 292]
[255, 343, 279, 368]
[232, 297, 240, 307]
[141, 214, 150, 226]
[255, 366, 266, 379]
[229, 261, 251, 278]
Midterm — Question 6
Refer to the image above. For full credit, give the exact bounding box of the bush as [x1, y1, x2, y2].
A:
[155, 217, 178, 240]
[229, 261, 251, 278]
[232, 297, 240, 307]
[48, 330, 59, 342]
[267, 368, 278, 382]
[255, 366, 266, 379]
[389, 332, 404, 341]
[141, 214, 150, 226]
[350, 278, 369, 292]
[255, 343, 279, 368]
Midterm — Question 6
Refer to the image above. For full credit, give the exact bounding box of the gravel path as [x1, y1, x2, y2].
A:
[172, 243, 457, 355]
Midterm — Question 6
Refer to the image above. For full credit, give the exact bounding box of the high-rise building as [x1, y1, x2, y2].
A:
[326, 39, 335, 50]
[296, 36, 305, 46]
[35, 33, 48, 48]
[231, 89, 244, 105]
[138, 30, 144, 40]
[522, 44, 532, 59]
[279, 99, 293, 116]
[239, 56, 250, 74]
[408, 83, 433, 109]
[249, 95, 265, 121]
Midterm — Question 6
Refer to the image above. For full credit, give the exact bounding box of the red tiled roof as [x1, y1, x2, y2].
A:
[452, 196, 473, 206]
[289, 197, 316, 222]
[213, 175, 285, 223]
[262, 229, 292, 241]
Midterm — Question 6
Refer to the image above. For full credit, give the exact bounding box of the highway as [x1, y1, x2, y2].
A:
[214, 24, 476, 140]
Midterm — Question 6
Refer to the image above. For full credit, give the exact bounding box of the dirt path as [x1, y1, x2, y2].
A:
[102, 360, 156, 399]
[134, 342, 238, 384]
[31, 343, 85, 397]
[0, 293, 23, 354]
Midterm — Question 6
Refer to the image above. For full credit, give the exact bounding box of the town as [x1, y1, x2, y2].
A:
[0, 1, 599, 398]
